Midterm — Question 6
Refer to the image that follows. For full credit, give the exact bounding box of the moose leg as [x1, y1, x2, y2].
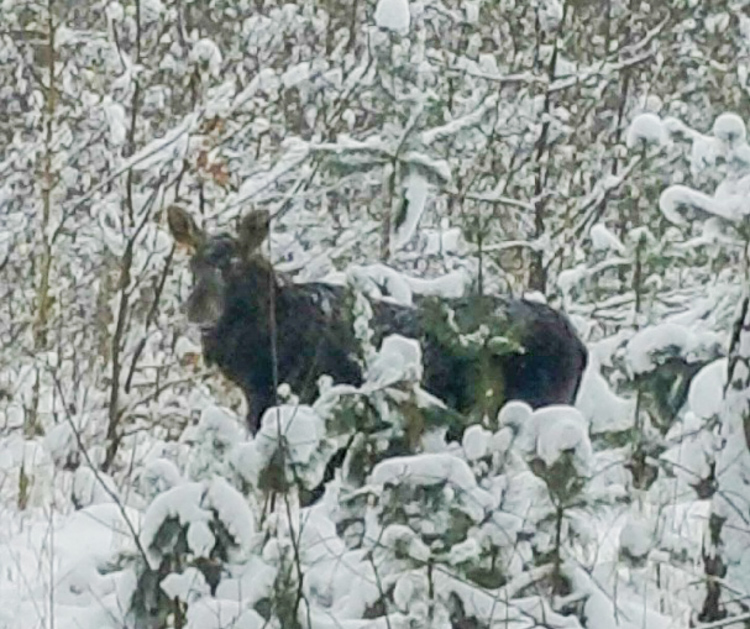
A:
[246, 386, 277, 435]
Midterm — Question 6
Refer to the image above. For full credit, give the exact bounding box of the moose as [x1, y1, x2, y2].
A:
[168, 205, 588, 436]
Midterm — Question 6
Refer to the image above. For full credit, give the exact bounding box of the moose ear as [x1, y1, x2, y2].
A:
[238, 209, 271, 257]
[167, 205, 204, 249]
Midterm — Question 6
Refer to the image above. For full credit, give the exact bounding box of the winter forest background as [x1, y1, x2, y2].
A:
[2, 0, 750, 627]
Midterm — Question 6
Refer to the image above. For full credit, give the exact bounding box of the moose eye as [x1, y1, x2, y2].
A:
[206, 240, 237, 266]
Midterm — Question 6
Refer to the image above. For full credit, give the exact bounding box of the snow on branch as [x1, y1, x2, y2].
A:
[421, 92, 499, 145]
[659, 184, 747, 225]
[223, 137, 312, 210]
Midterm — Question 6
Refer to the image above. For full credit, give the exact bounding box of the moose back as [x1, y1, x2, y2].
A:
[168, 206, 588, 434]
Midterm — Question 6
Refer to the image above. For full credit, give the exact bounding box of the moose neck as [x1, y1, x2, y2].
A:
[223, 255, 280, 320]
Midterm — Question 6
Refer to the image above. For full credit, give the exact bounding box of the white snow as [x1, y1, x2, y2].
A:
[374, 0, 411, 34]
[161, 567, 210, 604]
[140, 482, 214, 564]
[462, 424, 492, 461]
[345, 263, 470, 304]
[403, 268, 470, 299]
[0, 503, 141, 628]
[282, 62, 312, 88]
[661, 410, 717, 489]
[712, 112, 746, 145]
[659, 183, 749, 224]
[687, 358, 727, 418]
[498, 399, 534, 431]
[463, 1, 480, 24]
[448, 537, 481, 565]
[127, 113, 194, 172]
[365, 334, 423, 389]
[434, 568, 572, 628]
[626, 112, 669, 147]
[1, 436, 55, 507]
[402, 151, 452, 183]
[590, 223, 626, 255]
[186, 599, 264, 629]
[104, 100, 127, 146]
[205, 476, 256, 555]
[536, 411, 592, 473]
[43, 421, 79, 468]
[136, 457, 184, 500]
[420, 218, 464, 256]
[533, 0, 564, 31]
[556, 265, 587, 298]
[393, 173, 429, 251]
[690, 136, 717, 175]
[347, 264, 415, 305]
[256, 404, 325, 467]
[72, 466, 119, 507]
[215, 556, 276, 606]
[105, 1, 124, 22]
[175, 334, 202, 359]
[619, 515, 654, 560]
[193, 404, 244, 444]
[141, 0, 164, 22]
[381, 524, 431, 564]
[232, 68, 281, 110]
[393, 571, 429, 612]
[185, 404, 245, 480]
[190, 39, 223, 76]
[228, 137, 310, 204]
[372, 453, 477, 491]
[529, 406, 592, 474]
[576, 359, 637, 434]
[139, 476, 256, 571]
[626, 322, 722, 375]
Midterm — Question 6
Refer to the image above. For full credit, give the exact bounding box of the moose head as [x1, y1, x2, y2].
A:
[167, 204, 367, 432]
[167, 205, 272, 331]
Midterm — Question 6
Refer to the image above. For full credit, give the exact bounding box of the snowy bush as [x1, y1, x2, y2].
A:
[128, 477, 260, 627]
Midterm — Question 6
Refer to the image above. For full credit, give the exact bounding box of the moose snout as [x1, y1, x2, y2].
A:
[186, 271, 225, 329]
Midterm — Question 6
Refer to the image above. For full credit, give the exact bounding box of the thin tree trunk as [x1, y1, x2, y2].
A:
[29, 0, 58, 437]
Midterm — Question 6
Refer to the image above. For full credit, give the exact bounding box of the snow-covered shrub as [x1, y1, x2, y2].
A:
[618, 108, 750, 623]
[129, 476, 261, 627]
[182, 404, 245, 481]
[344, 401, 596, 609]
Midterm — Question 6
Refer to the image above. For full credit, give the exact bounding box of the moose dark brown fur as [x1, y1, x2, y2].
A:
[168, 206, 588, 435]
